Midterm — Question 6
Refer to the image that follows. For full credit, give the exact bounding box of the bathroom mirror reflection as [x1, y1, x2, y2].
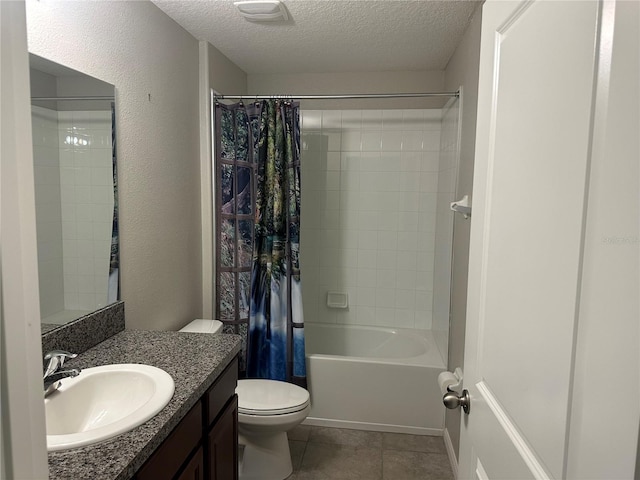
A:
[29, 54, 119, 334]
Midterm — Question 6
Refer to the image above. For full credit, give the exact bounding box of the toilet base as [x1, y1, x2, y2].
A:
[238, 431, 292, 480]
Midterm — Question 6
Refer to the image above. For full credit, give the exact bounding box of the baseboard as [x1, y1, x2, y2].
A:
[443, 427, 459, 479]
[303, 417, 443, 436]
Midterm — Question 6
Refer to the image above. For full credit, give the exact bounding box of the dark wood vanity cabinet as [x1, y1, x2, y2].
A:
[136, 357, 239, 480]
[208, 395, 238, 480]
[176, 447, 204, 480]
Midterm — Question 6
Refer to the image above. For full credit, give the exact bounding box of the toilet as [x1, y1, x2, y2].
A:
[179, 319, 311, 480]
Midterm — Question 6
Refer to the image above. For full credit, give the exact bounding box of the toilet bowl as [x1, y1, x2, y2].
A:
[236, 379, 310, 480]
[179, 319, 311, 480]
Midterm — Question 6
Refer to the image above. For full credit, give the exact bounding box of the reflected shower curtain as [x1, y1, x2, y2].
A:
[247, 100, 306, 387]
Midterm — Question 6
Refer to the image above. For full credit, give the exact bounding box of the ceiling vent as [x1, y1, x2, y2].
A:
[234, 1, 289, 22]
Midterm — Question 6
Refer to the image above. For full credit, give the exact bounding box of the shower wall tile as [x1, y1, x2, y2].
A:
[300, 108, 442, 331]
[32, 106, 65, 319]
[402, 109, 425, 123]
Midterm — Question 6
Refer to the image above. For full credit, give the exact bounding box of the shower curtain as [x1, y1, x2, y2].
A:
[215, 99, 306, 387]
[108, 102, 119, 303]
[247, 100, 306, 387]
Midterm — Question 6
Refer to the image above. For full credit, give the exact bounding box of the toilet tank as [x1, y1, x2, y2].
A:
[179, 319, 223, 335]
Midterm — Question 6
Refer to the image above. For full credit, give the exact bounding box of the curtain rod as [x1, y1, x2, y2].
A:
[213, 91, 459, 101]
[31, 96, 114, 101]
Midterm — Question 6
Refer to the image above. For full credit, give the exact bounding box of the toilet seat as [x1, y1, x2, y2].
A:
[237, 379, 310, 416]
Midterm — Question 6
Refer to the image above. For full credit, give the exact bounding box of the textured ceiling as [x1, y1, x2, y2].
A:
[151, 0, 480, 74]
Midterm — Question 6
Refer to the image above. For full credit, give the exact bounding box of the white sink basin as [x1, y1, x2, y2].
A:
[45, 363, 174, 451]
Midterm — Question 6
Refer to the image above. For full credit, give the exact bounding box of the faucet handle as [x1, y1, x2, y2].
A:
[44, 350, 77, 362]
[43, 351, 78, 376]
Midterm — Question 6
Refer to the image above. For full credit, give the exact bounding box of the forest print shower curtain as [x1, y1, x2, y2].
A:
[247, 100, 306, 387]
[215, 99, 306, 387]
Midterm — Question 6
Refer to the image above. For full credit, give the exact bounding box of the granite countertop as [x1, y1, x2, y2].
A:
[48, 330, 242, 480]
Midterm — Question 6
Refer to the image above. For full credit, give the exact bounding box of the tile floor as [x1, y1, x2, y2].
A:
[283, 425, 455, 480]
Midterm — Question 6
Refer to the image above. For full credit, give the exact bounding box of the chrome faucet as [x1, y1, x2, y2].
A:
[43, 350, 81, 397]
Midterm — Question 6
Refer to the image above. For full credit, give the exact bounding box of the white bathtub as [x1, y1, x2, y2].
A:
[303, 323, 446, 435]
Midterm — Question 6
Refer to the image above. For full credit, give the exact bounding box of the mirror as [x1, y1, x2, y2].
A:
[29, 54, 119, 334]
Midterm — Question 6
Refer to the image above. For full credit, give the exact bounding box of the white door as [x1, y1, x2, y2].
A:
[458, 1, 639, 479]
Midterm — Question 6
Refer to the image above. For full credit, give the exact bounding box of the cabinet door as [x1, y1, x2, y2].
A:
[177, 447, 204, 480]
[208, 395, 238, 480]
[137, 402, 203, 480]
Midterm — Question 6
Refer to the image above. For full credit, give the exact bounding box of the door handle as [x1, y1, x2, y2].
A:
[443, 389, 471, 414]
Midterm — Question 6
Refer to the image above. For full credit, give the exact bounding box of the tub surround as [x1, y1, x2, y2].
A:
[42, 301, 125, 355]
[47, 330, 242, 480]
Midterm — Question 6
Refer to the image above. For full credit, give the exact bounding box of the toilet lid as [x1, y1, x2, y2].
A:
[236, 379, 310, 416]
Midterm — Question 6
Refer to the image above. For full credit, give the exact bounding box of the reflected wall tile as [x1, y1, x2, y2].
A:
[301, 110, 322, 129]
[324, 130, 342, 152]
[361, 131, 382, 151]
[382, 109, 404, 130]
[361, 110, 383, 129]
[381, 131, 403, 151]
[341, 110, 362, 129]
[341, 130, 361, 151]
[322, 110, 342, 129]
[325, 152, 341, 171]
[340, 152, 361, 171]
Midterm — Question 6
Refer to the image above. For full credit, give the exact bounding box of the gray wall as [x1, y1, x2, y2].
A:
[201, 41, 248, 319]
[27, 1, 202, 331]
[209, 43, 248, 96]
[29, 68, 57, 110]
[442, 4, 482, 461]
